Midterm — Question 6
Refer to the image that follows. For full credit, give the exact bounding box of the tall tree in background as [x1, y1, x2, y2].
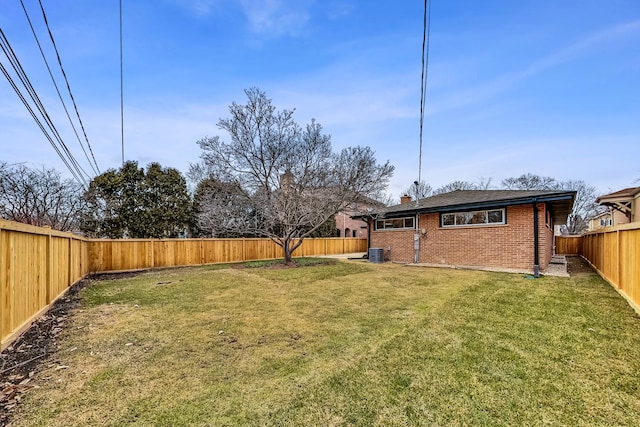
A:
[501, 173, 602, 234]
[433, 180, 478, 195]
[401, 180, 432, 200]
[192, 177, 250, 237]
[501, 173, 557, 190]
[81, 161, 191, 238]
[0, 163, 85, 231]
[194, 88, 394, 263]
[559, 180, 604, 234]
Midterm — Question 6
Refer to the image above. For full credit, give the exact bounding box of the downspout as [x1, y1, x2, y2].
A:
[414, 213, 420, 264]
[532, 199, 540, 278]
[367, 217, 372, 252]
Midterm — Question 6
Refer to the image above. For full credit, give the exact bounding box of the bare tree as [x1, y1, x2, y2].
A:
[501, 173, 603, 234]
[0, 164, 85, 231]
[402, 180, 432, 201]
[559, 180, 605, 234]
[501, 173, 558, 190]
[475, 177, 494, 190]
[195, 88, 394, 263]
[433, 180, 478, 195]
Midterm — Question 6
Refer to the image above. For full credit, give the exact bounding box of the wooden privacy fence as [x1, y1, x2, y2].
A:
[88, 237, 367, 272]
[555, 236, 583, 255]
[1, 218, 368, 349]
[1, 220, 90, 351]
[581, 223, 640, 313]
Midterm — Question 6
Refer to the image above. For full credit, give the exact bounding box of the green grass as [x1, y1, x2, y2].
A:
[243, 256, 336, 268]
[12, 260, 640, 426]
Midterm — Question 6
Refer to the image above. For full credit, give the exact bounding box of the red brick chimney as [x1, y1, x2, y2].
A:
[400, 194, 412, 204]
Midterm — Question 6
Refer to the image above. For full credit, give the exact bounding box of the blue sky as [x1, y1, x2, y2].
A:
[1, 0, 639, 199]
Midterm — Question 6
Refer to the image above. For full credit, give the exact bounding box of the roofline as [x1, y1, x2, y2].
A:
[376, 192, 576, 218]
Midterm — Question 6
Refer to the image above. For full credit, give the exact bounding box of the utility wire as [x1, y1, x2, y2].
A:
[0, 29, 88, 186]
[0, 30, 87, 182]
[36, 0, 100, 175]
[120, 0, 125, 164]
[418, 0, 432, 189]
[20, 0, 100, 176]
[0, 62, 84, 186]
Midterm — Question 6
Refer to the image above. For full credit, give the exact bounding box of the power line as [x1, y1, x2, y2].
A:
[120, 0, 125, 165]
[0, 29, 88, 187]
[0, 62, 85, 186]
[20, 0, 100, 176]
[36, 0, 101, 175]
[0, 30, 89, 183]
[418, 0, 432, 189]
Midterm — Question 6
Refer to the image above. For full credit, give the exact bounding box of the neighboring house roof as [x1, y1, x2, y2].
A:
[596, 186, 640, 221]
[590, 210, 612, 220]
[596, 187, 640, 203]
[359, 190, 576, 224]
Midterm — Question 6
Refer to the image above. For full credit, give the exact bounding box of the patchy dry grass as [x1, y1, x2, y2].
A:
[11, 260, 640, 426]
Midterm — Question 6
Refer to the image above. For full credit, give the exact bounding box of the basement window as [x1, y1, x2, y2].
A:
[375, 217, 415, 230]
[441, 208, 505, 228]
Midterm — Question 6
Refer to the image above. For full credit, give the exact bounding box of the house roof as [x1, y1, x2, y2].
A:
[596, 187, 640, 203]
[360, 190, 576, 224]
[590, 210, 612, 220]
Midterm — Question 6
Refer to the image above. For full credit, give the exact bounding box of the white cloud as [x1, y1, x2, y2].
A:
[239, 0, 313, 37]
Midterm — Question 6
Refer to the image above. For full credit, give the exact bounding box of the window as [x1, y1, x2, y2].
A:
[441, 208, 505, 228]
[375, 217, 415, 230]
[600, 218, 612, 227]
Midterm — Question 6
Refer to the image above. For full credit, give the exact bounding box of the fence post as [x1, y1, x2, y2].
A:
[68, 236, 73, 288]
[0, 223, 4, 342]
[242, 238, 246, 262]
[45, 227, 52, 305]
[616, 229, 621, 289]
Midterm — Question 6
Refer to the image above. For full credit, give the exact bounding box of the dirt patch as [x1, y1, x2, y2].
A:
[566, 255, 596, 276]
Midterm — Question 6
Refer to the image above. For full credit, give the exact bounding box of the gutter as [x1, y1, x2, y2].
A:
[533, 199, 540, 278]
[372, 192, 575, 219]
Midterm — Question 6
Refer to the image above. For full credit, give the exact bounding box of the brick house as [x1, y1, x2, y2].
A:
[359, 190, 575, 275]
[335, 198, 385, 238]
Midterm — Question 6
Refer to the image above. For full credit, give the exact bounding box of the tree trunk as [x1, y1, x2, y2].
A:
[283, 240, 294, 265]
[282, 237, 304, 265]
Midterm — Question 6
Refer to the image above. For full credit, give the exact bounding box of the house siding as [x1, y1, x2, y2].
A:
[370, 204, 553, 271]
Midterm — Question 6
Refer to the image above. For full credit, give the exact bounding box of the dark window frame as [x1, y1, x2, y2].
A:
[374, 216, 416, 231]
[440, 208, 506, 228]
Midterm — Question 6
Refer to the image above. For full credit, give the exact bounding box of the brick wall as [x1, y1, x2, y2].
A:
[370, 204, 554, 271]
[370, 228, 415, 261]
[335, 211, 368, 238]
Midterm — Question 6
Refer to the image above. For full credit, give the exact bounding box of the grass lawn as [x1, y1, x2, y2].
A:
[11, 258, 640, 426]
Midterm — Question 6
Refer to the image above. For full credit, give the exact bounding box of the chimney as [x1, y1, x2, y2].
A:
[400, 194, 412, 204]
[280, 170, 294, 190]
